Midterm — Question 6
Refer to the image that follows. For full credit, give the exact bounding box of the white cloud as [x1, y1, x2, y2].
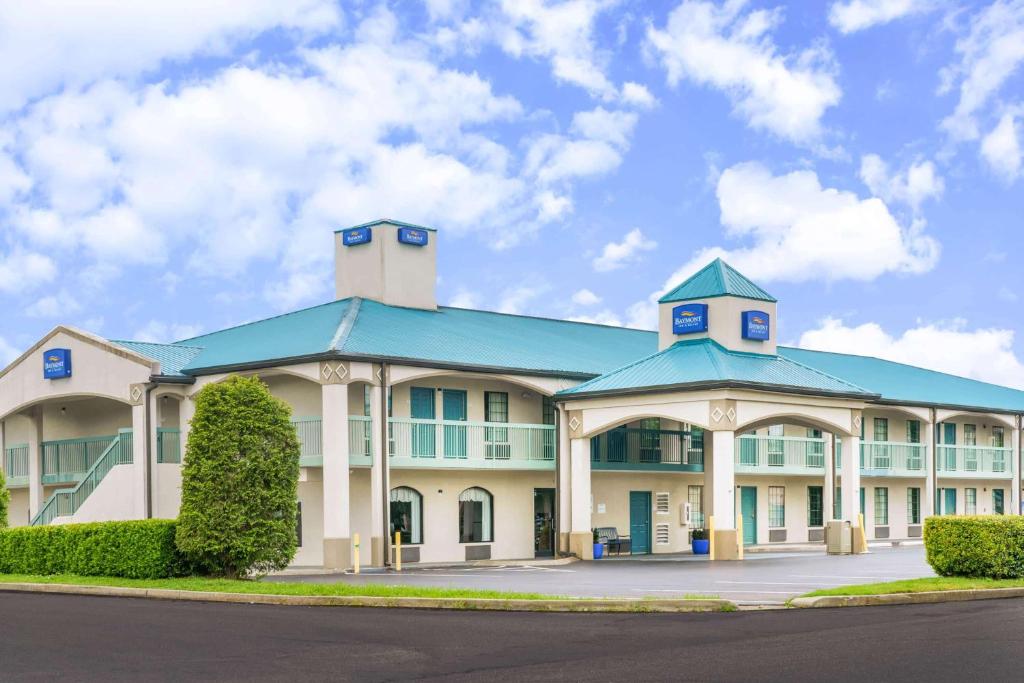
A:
[448, 288, 481, 309]
[498, 283, 549, 315]
[859, 154, 945, 211]
[571, 288, 602, 306]
[798, 317, 1024, 389]
[570, 107, 638, 148]
[621, 81, 657, 108]
[26, 291, 82, 319]
[940, 0, 1024, 142]
[981, 110, 1023, 182]
[828, 0, 932, 34]
[647, 0, 841, 146]
[524, 106, 638, 186]
[0, 249, 57, 293]
[592, 228, 657, 272]
[568, 310, 623, 326]
[0, 336, 20, 368]
[0, 0, 341, 113]
[132, 321, 204, 344]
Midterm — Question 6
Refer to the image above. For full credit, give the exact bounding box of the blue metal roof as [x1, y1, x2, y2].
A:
[334, 218, 438, 233]
[558, 339, 872, 397]
[780, 347, 1024, 413]
[659, 258, 776, 303]
[111, 340, 203, 377]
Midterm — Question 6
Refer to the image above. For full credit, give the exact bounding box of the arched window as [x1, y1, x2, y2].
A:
[458, 487, 493, 543]
[390, 487, 423, 545]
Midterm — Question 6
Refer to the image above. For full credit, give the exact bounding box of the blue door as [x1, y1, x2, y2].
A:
[410, 387, 435, 457]
[442, 389, 467, 458]
[943, 488, 957, 515]
[629, 491, 651, 555]
[942, 423, 957, 470]
[740, 487, 757, 545]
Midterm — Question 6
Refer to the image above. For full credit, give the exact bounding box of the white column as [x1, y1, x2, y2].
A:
[569, 436, 592, 559]
[27, 408, 43, 519]
[840, 434, 861, 524]
[823, 434, 835, 524]
[923, 420, 935, 518]
[369, 383, 385, 565]
[557, 409, 572, 554]
[131, 402, 148, 519]
[179, 396, 195, 460]
[1012, 424, 1021, 515]
[709, 430, 736, 529]
[322, 383, 351, 569]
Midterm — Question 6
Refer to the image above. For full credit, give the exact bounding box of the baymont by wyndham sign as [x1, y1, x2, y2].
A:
[672, 303, 708, 335]
[742, 310, 770, 341]
[43, 348, 72, 379]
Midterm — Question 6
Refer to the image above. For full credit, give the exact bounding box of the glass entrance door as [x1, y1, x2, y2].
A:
[534, 488, 555, 557]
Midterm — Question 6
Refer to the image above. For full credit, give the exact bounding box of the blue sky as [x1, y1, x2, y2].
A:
[1, 0, 1023, 385]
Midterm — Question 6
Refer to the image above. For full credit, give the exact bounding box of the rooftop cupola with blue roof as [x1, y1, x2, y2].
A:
[334, 219, 438, 310]
[657, 258, 778, 355]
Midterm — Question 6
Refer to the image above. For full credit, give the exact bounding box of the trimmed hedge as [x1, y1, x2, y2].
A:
[0, 519, 185, 579]
[925, 516, 1024, 579]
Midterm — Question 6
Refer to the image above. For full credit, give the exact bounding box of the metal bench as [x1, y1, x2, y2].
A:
[595, 527, 631, 556]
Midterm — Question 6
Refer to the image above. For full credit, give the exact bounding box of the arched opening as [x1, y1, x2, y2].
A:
[458, 487, 493, 543]
[589, 415, 705, 472]
[390, 486, 423, 545]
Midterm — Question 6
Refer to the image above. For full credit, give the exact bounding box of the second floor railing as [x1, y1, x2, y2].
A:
[156, 428, 182, 464]
[736, 435, 825, 473]
[860, 441, 926, 476]
[41, 434, 123, 484]
[591, 428, 703, 471]
[293, 416, 373, 467]
[937, 444, 1012, 477]
[4, 444, 29, 486]
[388, 418, 555, 469]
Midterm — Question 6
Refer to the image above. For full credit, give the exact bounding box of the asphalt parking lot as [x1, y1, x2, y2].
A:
[272, 545, 932, 604]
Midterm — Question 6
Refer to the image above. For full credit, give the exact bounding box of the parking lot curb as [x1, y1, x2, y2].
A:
[0, 582, 736, 613]
[790, 587, 1024, 608]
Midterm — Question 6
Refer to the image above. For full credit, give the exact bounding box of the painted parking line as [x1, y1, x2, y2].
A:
[632, 589, 799, 595]
[714, 580, 857, 586]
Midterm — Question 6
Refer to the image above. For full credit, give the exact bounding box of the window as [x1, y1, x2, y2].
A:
[768, 486, 785, 528]
[874, 488, 889, 526]
[688, 485, 704, 529]
[485, 391, 509, 423]
[964, 424, 977, 446]
[767, 424, 784, 466]
[390, 487, 423, 545]
[542, 396, 555, 425]
[484, 392, 510, 460]
[994, 489, 1005, 515]
[295, 502, 303, 547]
[363, 385, 372, 416]
[907, 488, 921, 525]
[873, 417, 888, 442]
[966, 487, 977, 515]
[992, 426, 1005, 448]
[906, 420, 921, 444]
[459, 487, 493, 543]
[808, 486, 823, 527]
[871, 418, 890, 469]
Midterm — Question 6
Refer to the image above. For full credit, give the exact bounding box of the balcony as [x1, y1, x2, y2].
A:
[859, 441, 926, 477]
[388, 418, 555, 470]
[735, 435, 825, 475]
[292, 416, 373, 468]
[937, 445, 1013, 479]
[156, 428, 182, 464]
[3, 444, 29, 487]
[591, 428, 703, 472]
[41, 434, 125, 485]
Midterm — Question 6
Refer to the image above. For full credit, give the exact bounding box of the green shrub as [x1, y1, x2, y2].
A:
[0, 468, 8, 528]
[0, 519, 183, 579]
[925, 516, 1024, 579]
[691, 528, 709, 541]
[175, 376, 300, 578]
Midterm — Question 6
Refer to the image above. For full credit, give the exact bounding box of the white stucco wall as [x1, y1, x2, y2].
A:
[64, 464, 138, 523]
[590, 472, 704, 553]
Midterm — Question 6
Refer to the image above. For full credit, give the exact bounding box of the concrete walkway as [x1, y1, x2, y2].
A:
[270, 545, 933, 604]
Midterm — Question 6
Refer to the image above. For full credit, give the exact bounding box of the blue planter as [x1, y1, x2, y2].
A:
[593, 542, 604, 559]
[692, 539, 710, 555]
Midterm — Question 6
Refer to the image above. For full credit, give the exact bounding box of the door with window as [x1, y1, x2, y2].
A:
[740, 487, 757, 545]
[410, 387, 436, 457]
[442, 389, 467, 458]
[629, 491, 651, 555]
[534, 488, 555, 557]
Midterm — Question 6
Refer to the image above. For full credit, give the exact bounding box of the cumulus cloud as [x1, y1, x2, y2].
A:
[859, 154, 945, 211]
[828, 0, 932, 34]
[524, 106, 638, 186]
[448, 288, 481, 309]
[0, 249, 57, 294]
[798, 317, 1024, 389]
[0, 336, 21, 368]
[498, 283, 549, 315]
[980, 110, 1023, 182]
[568, 310, 623, 326]
[647, 0, 841, 146]
[592, 228, 657, 272]
[571, 288, 602, 306]
[132, 321, 204, 344]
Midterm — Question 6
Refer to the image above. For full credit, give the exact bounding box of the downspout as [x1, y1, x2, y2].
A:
[380, 362, 391, 567]
[554, 405, 561, 557]
[930, 406, 937, 515]
[144, 384, 156, 519]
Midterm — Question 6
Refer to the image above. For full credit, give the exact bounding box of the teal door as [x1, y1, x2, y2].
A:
[943, 488, 957, 515]
[410, 387, 436, 457]
[942, 423, 957, 470]
[740, 487, 757, 545]
[442, 389, 467, 458]
[994, 489, 1005, 515]
[629, 491, 651, 555]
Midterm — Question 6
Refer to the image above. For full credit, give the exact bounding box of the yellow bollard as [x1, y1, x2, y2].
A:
[353, 533, 360, 575]
[736, 513, 744, 560]
[394, 530, 402, 572]
[708, 515, 716, 560]
[857, 512, 868, 554]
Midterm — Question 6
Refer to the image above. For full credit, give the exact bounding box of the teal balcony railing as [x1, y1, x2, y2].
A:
[937, 445, 1013, 478]
[31, 429, 133, 526]
[3, 444, 29, 486]
[156, 428, 182, 464]
[735, 435, 825, 474]
[292, 416, 373, 467]
[591, 427, 703, 472]
[41, 434, 123, 484]
[389, 418, 555, 469]
[860, 441, 926, 476]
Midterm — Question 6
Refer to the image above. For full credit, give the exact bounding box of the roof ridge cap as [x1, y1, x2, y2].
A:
[331, 297, 362, 350]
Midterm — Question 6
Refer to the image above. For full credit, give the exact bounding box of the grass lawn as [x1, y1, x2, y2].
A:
[802, 576, 1024, 598]
[0, 574, 557, 601]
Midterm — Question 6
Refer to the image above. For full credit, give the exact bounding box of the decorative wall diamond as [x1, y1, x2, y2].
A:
[710, 407, 724, 423]
[569, 416, 581, 432]
[130, 386, 143, 403]
[321, 362, 348, 383]
[726, 407, 736, 421]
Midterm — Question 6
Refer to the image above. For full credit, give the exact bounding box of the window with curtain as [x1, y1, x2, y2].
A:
[459, 487, 493, 543]
[964, 424, 977, 446]
[363, 385, 372, 416]
[806, 429, 824, 467]
[906, 420, 921, 443]
[807, 486, 823, 527]
[767, 424, 784, 466]
[768, 486, 785, 528]
[688, 485, 704, 529]
[907, 488, 921, 525]
[965, 487, 977, 514]
[688, 426, 704, 464]
[873, 418, 888, 442]
[992, 426, 1005, 448]
[874, 487, 888, 525]
[390, 487, 423, 545]
[484, 392, 510, 459]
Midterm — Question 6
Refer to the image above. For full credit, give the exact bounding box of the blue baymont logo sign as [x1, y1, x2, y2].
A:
[342, 226, 372, 246]
[43, 348, 72, 379]
[742, 310, 770, 341]
[672, 303, 709, 335]
[397, 227, 429, 246]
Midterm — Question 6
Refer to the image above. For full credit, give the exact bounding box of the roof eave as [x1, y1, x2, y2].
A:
[554, 379, 878, 402]
[657, 292, 777, 304]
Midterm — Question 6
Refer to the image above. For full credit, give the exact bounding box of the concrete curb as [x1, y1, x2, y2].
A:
[790, 587, 1024, 608]
[0, 582, 734, 613]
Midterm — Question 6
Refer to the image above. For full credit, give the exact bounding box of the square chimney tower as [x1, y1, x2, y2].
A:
[334, 219, 437, 310]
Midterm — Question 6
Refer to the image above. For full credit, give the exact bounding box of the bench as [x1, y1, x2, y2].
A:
[595, 527, 631, 556]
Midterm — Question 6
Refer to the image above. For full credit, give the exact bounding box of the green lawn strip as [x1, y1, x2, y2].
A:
[801, 576, 1024, 598]
[0, 574, 558, 601]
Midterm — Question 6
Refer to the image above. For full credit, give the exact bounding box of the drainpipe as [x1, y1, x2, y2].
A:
[930, 406, 937, 515]
[380, 362, 391, 567]
[144, 384, 156, 519]
[554, 405, 562, 557]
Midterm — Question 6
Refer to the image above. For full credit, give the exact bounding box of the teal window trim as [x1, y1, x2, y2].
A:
[807, 486, 823, 527]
